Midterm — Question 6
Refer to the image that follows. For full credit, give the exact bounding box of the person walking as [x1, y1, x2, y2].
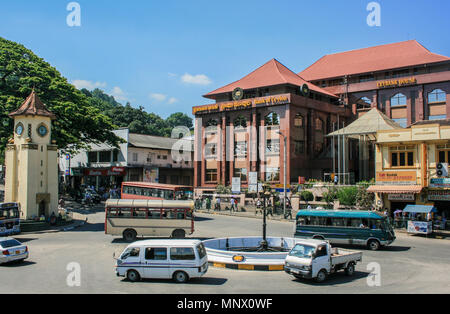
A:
[215, 197, 221, 211]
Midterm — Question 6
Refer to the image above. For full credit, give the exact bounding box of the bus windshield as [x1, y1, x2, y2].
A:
[0, 208, 19, 220]
[289, 244, 315, 259]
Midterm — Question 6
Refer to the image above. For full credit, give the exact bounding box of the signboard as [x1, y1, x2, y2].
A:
[428, 190, 450, 201]
[429, 178, 450, 188]
[85, 168, 126, 176]
[376, 171, 417, 185]
[143, 167, 159, 183]
[249, 172, 258, 185]
[407, 221, 432, 235]
[258, 183, 263, 193]
[248, 185, 257, 193]
[388, 194, 415, 201]
[232, 177, 241, 194]
[377, 77, 417, 89]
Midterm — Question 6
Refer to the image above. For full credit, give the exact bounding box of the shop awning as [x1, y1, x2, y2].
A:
[403, 205, 437, 213]
[367, 185, 423, 194]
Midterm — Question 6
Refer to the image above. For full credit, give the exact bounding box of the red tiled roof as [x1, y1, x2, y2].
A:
[204, 58, 338, 99]
[9, 90, 56, 119]
[299, 40, 450, 81]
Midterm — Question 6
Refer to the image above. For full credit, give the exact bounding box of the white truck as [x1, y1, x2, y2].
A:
[284, 239, 362, 283]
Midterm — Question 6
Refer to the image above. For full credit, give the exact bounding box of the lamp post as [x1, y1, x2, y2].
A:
[276, 130, 287, 217]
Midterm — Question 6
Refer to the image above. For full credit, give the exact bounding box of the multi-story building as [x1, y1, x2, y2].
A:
[59, 128, 194, 190]
[369, 120, 450, 218]
[299, 40, 450, 127]
[192, 59, 352, 193]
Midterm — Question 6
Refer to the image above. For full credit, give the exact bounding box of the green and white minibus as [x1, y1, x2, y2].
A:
[295, 210, 396, 250]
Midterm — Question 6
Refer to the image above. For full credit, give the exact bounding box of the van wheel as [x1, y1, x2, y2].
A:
[173, 271, 189, 283]
[368, 239, 380, 251]
[315, 270, 327, 283]
[127, 270, 140, 282]
[123, 229, 137, 242]
[172, 229, 186, 239]
[345, 263, 355, 276]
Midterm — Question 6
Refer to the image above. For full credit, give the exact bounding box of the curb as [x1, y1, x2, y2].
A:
[209, 262, 285, 271]
[20, 218, 88, 235]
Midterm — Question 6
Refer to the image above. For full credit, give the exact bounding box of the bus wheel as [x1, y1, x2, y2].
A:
[172, 229, 186, 239]
[127, 270, 141, 282]
[173, 271, 189, 283]
[368, 240, 380, 251]
[123, 229, 137, 242]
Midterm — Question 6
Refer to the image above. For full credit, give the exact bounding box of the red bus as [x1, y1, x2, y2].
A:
[121, 182, 193, 201]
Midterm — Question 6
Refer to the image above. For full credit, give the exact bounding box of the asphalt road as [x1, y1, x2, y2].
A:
[1, 210, 449, 294]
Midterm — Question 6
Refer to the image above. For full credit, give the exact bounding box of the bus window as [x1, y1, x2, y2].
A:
[350, 218, 362, 228]
[148, 210, 161, 219]
[297, 218, 307, 226]
[176, 210, 186, 220]
[133, 208, 148, 218]
[118, 208, 132, 218]
[332, 218, 345, 227]
[143, 188, 151, 197]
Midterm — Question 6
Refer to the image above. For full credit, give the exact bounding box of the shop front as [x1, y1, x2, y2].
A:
[83, 167, 126, 190]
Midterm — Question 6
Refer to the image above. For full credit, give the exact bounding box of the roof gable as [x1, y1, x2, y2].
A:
[299, 40, 450, 81]
[204, 58, 337, 99]
[9, 90, 56, 119]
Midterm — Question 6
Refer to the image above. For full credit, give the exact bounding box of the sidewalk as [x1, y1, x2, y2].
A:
[20, 212, 88, 234]
[196, 208, 295, 222]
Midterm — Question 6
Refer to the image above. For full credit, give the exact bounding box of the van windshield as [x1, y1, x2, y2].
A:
[196, 243, 206, 259]
[120, 247, 140, 260]
[289, 244, 315, 259]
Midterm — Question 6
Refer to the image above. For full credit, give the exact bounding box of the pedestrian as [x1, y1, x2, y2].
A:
[334, 174, 338, 185]
[206, 197, 211, 211]
[215, 197, 221, 211]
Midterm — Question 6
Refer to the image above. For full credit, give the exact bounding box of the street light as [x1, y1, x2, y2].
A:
[276, 130, 287, 217]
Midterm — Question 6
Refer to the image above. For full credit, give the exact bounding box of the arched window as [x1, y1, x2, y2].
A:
[357, 97, 372, 110]
[428, 89, 446, 103]
[206, 119, 218, 127]
[234, 115, 247, 128]
[390, 93, 407, 107]
[294, 114, 304, 127]
[265, 112, 280, 126]
[315, 118, 324, 131]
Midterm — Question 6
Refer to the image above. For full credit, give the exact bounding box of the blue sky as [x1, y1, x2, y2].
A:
[1, 0, 449, 118]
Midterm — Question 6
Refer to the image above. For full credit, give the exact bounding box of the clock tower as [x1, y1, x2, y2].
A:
[4, 90, 58, 220]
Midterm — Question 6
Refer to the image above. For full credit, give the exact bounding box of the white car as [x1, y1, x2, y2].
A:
[0, 237, 28, 265]
[115, 239, 208, 283]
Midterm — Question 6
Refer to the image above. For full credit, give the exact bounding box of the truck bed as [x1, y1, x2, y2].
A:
[330, 248, 362, 266]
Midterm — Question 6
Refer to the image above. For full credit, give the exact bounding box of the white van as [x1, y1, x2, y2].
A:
[114, 239, 208, 283]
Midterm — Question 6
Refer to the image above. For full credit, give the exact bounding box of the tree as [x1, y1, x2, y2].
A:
[337, 186, 359, 206]
[166, 112, 193, 130]
[0, 37, 121, 161]
[322, 187, 338, 207]
[300, 190, 314, 206]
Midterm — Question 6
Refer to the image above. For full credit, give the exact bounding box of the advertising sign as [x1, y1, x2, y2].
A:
[428, 190, 450, 201]
[388, 194, 415, 201]
[143, 167, 159, 183]
[407, 221, 432, 235]
[249, 172, 258, 185]
[232, 177, 241, 194]
[429, 178, 450, 188]
[376, 171, 417, 185]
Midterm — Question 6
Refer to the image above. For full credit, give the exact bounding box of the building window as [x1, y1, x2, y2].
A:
[357, 97, 372, 110]
[315, 118, 324, 131]
[266, 139, 280, 154]
[233, 168, 248, 181]
[428, 89, 446, 104]
[234, 115, 247, 128]
[390, 146, 415, 168]
[429, 115, 447, 120]
[99, 151, 111, 163]
[132, 152, 138, 162]
[294, 114, 304, 127]
[205, 143, 217, 158]
[113, 149, 119, 162]
[88, 152, 98, 163]
[234, 141, 248, 157]
[205, 169, 217, 182]
[294, 141, 305, 154]
[265, 112, 280, 126]
[437, 145, 450, 164]
[391, 93, 407, 107]
[359, 75, 375, 83]
[265, 167, 280, 182]
[206, 119, 218, 132]
[393, 118, 407, 128]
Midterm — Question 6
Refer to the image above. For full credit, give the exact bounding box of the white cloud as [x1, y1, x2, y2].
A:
[168, 72, 178, 77]
[168, 97, 178, 104]
[150, 93, 167, 102]
[111, 86, 128, 102]
[72, 79, 107, 90]
[181, 73, 212, 85]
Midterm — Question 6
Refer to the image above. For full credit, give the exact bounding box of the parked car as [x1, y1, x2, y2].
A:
[0, 237, 28, 265]
[284, 239, 362, 283]
[114, 239, 208, 283]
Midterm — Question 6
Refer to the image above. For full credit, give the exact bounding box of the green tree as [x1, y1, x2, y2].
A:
[0, 37, 121, 161]
[337, 186, 359, 206]
[300, 190, 314, 205]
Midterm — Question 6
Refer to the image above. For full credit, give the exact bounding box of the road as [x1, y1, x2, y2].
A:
[1, 210, 449, 294]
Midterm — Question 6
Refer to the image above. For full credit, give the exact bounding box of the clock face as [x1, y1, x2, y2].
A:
[15, 124, 24, 136]
[38, 124, 48, 137]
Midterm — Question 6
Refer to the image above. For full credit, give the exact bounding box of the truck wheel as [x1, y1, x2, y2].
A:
[172, 229, 186, 239]
[173, 271, 189, 283]
[123, 229, 137, 242]
[315, 270, 327, 283]
[367, 239, 380, 251]
[127, 270, 141, 282]
[345, 263, 355, 276]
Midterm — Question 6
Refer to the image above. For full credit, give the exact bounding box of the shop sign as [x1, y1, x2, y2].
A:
[192, 104, 220, 115]
[376, 171, 417, 185]
[429, 178, 450, 188]
[110, 167, 126, 175]
[377, 77, 417, 89]
[428, 189, 450, 201]
[254, 95, 289, 107]
[407, 221, 432, 235]
[85, 169, 106, 176]
[232, 177, 241, 194]
[388, 193, 415, 201]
